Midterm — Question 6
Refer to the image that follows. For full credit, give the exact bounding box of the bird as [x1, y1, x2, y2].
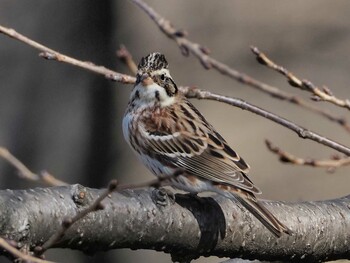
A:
[122, 52, 291, 237]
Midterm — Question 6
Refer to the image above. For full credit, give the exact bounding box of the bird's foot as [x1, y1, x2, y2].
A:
[152, 187, 175, 206]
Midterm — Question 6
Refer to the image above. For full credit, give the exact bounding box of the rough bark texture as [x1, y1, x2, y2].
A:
[0, 185, 349, 262]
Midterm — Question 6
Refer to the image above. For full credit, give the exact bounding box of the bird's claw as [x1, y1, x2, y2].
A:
[152, 187, 175, 206]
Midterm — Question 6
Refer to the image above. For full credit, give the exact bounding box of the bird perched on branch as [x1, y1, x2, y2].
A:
[123, 52, 291, 237]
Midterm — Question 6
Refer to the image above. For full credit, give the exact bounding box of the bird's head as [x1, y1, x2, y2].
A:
[130, 52, 178, 108]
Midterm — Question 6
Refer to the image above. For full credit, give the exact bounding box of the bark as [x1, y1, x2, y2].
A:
[0, 185, 349, 262]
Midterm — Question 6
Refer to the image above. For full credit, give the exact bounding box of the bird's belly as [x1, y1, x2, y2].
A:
[170, 174, 213, 194]
[139, 154, 213, 194]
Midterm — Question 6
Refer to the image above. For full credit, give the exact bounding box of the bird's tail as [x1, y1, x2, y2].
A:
[234, 194, 292, 238]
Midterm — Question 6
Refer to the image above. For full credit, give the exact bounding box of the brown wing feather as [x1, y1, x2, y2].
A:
[139, 98, 260, 194]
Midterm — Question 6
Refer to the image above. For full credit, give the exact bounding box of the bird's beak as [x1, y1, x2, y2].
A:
[140, 73, 154, 86]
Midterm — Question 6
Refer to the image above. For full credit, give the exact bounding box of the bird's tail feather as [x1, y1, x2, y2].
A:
[234, 194, 292, 238]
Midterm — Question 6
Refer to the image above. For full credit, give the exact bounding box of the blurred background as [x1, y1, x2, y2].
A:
[1, 1, 350, 262]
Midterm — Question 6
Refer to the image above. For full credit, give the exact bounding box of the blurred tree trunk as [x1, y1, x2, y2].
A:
[0, 1, 118, 262]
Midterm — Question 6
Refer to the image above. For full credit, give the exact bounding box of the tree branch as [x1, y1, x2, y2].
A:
[180, 86, 350, 156]
[0, 146, 67, 186]
[33, 174, 179, 258]
[265, 139, 350, 171]
[35, 180, 118, 256]
[0, 25, 135, 84]
[0, 238, 52, 263]
[129, 0, 350, 133]
[251, 46, 350, 111]
[0, 185, 350, 262]
[116, 45, 138, 75]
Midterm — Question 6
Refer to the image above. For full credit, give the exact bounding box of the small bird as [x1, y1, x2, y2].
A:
[123, 52, 290, 237]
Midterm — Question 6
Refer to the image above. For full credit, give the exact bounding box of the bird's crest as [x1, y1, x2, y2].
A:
[138, 52, 168, 71]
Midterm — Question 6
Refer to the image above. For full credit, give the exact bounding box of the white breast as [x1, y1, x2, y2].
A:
[133, 82, 175, 108]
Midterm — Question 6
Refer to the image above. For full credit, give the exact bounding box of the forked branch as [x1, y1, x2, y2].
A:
[251, 46, 350, 111]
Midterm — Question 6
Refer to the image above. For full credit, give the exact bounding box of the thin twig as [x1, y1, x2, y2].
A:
[40, 171, 68, 186]
[0, 147, 38, 180]
[180, 86, 350, 156]
[251, 46, 350, 111]
[0, 238, 53, 263]
[0, 146, 67, 186]
[116, 45, 138, 75]
[265, 139, 350, 171]
[129, 0, 350, 132]
[0, 25, 135, 84]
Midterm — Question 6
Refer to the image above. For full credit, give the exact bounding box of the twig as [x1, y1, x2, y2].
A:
[251, 46, 350, 111]
[40, 171, 68, 186]
[116, 45, 138, 75]
[0, 146, 67, 186]
[129, 0, 350, 133]
[0, 238, 53, 263]
[180, 86, 350, 156]
[0, 25, 135, 84]
[265, 139, 350, 171]
[0, 147, 37, 180]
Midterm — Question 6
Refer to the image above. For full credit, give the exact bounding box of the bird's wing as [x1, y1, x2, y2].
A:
[139, 98, 260, 194]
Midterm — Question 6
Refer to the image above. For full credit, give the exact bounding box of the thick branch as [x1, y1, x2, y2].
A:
[1, 185, 350, 262]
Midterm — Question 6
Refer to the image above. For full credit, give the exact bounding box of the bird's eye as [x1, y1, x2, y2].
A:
[160, 74, 165, 80]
